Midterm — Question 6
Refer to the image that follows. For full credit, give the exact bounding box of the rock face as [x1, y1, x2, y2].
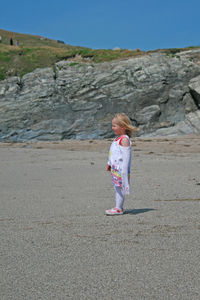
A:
[0, 50, 200, 141]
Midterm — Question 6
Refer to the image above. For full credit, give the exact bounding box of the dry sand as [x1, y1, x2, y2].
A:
[1, 135, 200, 300]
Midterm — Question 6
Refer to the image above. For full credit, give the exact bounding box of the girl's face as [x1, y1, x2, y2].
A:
[112, 118, 126, 136]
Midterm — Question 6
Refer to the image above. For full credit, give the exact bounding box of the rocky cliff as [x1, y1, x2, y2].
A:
[0, 50, 200, 141]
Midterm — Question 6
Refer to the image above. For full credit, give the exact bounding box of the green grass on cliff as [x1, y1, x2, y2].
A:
[0, 29, 200, 81]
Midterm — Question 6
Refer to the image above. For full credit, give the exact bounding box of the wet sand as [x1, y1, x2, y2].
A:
[1, 135, 200, 300]
[1, 134, 200, 154]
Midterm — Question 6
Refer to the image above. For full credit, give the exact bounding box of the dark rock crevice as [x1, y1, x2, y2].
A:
[190, 90, 200, 109]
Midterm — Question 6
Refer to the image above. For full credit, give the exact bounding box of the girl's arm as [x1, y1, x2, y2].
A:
[120, 137, 131, 194]
[121, 137, 130, 147]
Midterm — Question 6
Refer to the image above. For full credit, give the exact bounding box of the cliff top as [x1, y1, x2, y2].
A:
[0, 28, 200, 81]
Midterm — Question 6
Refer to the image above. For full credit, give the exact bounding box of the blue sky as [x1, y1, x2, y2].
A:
[1, 0, 200, 51]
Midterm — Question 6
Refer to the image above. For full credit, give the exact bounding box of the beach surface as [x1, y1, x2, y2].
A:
[1, 135, 200, 300]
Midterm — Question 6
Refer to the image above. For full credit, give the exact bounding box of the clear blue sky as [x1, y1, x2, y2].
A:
[1, 0, 199, 51]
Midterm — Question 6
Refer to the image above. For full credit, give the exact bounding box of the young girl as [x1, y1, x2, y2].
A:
[106, 113, 137, 215]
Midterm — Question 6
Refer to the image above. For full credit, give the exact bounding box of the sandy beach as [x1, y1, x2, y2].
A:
[1, 135, 200, 300]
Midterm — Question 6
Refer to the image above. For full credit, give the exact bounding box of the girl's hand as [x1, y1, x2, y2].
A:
[106, 165, 111, 172]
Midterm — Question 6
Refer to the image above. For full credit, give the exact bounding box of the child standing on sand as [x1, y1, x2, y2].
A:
[106, 113, 137, 215]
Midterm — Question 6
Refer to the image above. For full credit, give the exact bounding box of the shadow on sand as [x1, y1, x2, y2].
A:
[124, 208, 156, 215]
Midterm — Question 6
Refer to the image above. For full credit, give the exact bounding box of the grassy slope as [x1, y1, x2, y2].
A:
[0, 29, 199, 81]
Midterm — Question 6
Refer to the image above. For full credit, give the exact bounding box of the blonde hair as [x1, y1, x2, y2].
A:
[113, 113, 138, 138]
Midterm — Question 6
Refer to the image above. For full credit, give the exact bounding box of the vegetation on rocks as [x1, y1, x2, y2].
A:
[1, 29, 200, 81]
[0, 29, 145, 80]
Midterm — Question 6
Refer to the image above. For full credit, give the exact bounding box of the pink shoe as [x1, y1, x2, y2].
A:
[105, 207, 124, 216]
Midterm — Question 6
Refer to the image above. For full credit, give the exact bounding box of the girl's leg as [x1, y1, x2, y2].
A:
[115, 186, 125, 210]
